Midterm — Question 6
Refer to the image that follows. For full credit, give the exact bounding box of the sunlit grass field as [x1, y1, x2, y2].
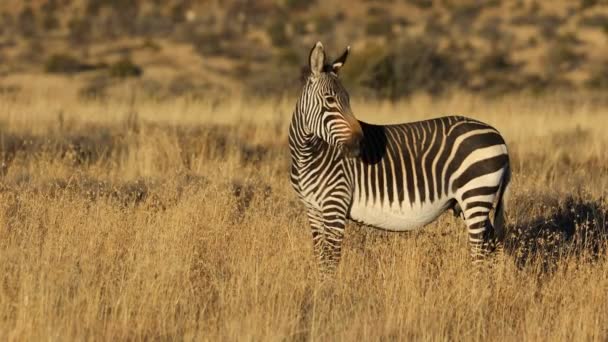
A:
[0, 89, 607, 340]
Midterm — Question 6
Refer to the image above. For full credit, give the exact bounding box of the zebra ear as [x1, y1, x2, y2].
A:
[331, 46, 350, 73]
[309, 41, 325, 76]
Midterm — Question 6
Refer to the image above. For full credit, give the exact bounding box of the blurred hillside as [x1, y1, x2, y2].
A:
[1, 0, 608, 100]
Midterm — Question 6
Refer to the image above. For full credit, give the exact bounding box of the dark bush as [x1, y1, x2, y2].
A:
[556, 32, 582, 46]
[366, 18, 393, 36]
[507, 196, 608, 270]
[284, 0, 315, 11]
[580, 0, 599, 9]
[0, 12, 14, 36]
[40, 0, 60, 31]
[277, 47, 301, 67]
[108, 58, 143, 78]
[42, 12, 60, 31]
[169, 2, 187, 23]
[137, 9, 173, 37]
[367, 6, 390, 17]
[102, 0, 140, 35]
[190, 32, 223, 56]
[477, 17, 503, 42]
[478, 50, 517, 73]
[407, 0, 433, 8]
[586, 63, 608, 89]
[17, 6, 36, 38]
[360, 38, 466, 99]
[538, 15, 564, 39]
[450, 3, 483, 31]
[510, 14, 537, 26]
[293, 19, 309, 35]
[68, 17, 92, 46]
[141, 39, 161, 52]
[267, 21, 288, 47]
[45, 54, 96, 74]
[424, 17, 448, 37]
[314, 15, 334, 33]
[578, 14, 608, 28]
[544, 43, 583, 74]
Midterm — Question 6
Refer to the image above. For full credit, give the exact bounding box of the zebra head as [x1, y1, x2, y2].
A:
[300, 41, 363, 158]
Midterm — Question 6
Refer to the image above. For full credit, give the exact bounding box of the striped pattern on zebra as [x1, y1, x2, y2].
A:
[289, 42, 511, 274]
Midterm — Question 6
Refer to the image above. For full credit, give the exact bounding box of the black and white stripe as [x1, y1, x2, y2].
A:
[289, 42, 510, 274]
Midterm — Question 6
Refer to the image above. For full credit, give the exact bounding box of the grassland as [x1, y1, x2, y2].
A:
[0, 89, 607, 341]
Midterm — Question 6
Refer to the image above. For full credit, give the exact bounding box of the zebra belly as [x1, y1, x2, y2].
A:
[348, 199, 450, 232]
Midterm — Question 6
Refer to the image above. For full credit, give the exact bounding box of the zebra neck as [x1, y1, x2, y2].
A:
[289, 126, 323, 166]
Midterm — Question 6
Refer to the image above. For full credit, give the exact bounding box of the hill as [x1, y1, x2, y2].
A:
[0, 0, 608, 100]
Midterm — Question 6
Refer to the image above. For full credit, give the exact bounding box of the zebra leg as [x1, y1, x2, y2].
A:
[321, 202, 348, 275]
[306, 209, 326, 270]
[465, 219, 496, 262]
[461, 201, 497, 263]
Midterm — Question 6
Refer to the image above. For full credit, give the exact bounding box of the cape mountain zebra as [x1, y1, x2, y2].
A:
[289, 42, 510, 274]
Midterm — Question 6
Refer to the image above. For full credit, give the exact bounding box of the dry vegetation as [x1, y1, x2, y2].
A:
[1, 0, 608, 98]
[1, 0, 608, 339]
[0, 87, 607, 340]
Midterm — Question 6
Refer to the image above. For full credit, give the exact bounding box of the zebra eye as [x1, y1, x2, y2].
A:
[325, 96, 336, 104]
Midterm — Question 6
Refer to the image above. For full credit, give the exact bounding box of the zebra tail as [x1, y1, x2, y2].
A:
[493, 163, 511, 243]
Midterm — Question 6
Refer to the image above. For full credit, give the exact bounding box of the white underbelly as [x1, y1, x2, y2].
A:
[349, 199, 450, 232]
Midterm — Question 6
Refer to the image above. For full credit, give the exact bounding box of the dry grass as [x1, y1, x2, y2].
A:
[0, 90, 607, 341]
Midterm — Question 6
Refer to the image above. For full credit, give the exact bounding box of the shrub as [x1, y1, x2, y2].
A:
[367, 6, 389, 17]
[45, 54, 95, 74]
[478, 50, 517, 73]
[0, 12, 14, 35]
[108, 58, 143, 78]
[68, 17, 92, 46]
[580, 0, 599, 9]
[366, 18, 393, 36]
[538, 15, 563, 39]
[360, 38, 466, 99]
[169, 2, 187, 23]
[284, 0, 315, 11]
[510, 14, 537, 26]
[292, 19, 309, 35]
[314, 15, 334, 33]
[578, 14, 608, 34]
[407, 0, 433, 9]
[544, 43, 583, 74]
[191, 32, 223, 56]
[477, 18, 504, 42]
[579, 14, 608, 27]
[137, 9, 173, 37]
[556, 32, 582, 46]
[17, 6, 36, 37]
[41, 0, 60, 31]
[586, 63, 608, 89]
[267, 21, 288, 47]
[424, 17, 448, 37]
[450, 3, 483, 31]
[277, 47, 301, 67]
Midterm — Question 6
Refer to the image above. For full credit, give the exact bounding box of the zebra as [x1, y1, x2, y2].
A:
[289, 42, 511, 274]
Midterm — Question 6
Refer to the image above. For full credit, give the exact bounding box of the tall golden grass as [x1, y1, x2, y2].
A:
[0, 89, 607, 340]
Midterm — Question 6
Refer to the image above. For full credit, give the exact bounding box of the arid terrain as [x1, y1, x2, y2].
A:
[1, 0, 608, 340]
[1, 0, 608, 98]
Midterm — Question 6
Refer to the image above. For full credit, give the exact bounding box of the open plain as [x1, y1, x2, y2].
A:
[0, 88, 607, 340]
